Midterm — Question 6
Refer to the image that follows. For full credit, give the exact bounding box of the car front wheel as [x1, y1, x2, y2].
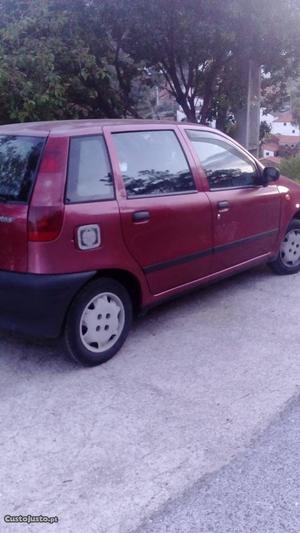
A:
[270, 219, 300, 275]
[65, 278, 132, 366]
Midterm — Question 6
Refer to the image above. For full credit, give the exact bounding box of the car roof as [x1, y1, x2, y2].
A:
[0, 119, 213, 136]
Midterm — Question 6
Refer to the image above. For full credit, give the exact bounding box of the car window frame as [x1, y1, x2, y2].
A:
[109, 127, 198, 199]
[184, 128, 262, 192]
[65, 133, 116, 205]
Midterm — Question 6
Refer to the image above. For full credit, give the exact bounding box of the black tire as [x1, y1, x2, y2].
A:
[269, 219, 300, 275]
[65, 277, 132, 366]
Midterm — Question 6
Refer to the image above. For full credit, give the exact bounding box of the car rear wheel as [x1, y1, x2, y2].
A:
[65, 278, 132, 366]
[269, 219, 300, 275]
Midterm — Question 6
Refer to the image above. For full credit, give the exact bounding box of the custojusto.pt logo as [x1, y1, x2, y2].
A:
[4, 514, 59, 524]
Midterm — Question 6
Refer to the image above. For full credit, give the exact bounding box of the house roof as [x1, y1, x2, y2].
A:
[277, 134, 300, 146]
[273, 111, 294, 123]
[260, 156, 282, 166]
[262, 142, 278, 151]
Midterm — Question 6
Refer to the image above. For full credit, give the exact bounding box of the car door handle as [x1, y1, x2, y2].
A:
[132, 211, 150, 222]
[217, 201, 230, 211]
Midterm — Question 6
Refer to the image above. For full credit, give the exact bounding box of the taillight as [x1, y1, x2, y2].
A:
[28, 206, 64, 242]
[28, 136, 68, 242]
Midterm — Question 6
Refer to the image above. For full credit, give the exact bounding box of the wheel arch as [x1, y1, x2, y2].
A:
[293, 210, 300, 221]
[91, 268, 142, 312]
[61, 268, 142, 336]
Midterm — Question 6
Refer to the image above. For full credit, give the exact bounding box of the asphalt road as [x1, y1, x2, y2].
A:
[0, 264, 300, 533]
[138, 396, 300, 533]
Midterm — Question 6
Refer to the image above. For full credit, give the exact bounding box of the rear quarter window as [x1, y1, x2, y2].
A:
[66, 135, 114, 203]
[0, 135, 45, 202]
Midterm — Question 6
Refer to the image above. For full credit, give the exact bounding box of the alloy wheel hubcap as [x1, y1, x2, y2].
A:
[280, 229, 300, 267]
[80, 292, 125, 353]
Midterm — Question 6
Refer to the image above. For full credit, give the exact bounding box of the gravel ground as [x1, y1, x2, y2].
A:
[0, 264, 300, 532]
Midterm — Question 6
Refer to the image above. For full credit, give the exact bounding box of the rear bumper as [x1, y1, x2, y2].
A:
[0, 270, 96, 338]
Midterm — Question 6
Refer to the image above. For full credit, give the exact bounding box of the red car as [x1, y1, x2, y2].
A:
[0, 119, 299, 366]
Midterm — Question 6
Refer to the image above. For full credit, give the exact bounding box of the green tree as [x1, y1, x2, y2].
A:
[260, 120, 272, 141]
[0, 0, 152, 123]
[280, 156, 300, 182]
[122, 0, 300, 125]
[290, 78, 300, 128]
[1, 0, 300, 127]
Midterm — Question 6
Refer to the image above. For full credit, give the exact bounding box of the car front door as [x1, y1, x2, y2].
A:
[104, 125, 213, 295]
[184, 129, 281, 272]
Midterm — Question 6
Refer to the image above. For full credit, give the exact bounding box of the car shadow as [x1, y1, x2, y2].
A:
[136, 263, 272, 327]
[0, 330, 76, 373]
[0, 264, 273, 373]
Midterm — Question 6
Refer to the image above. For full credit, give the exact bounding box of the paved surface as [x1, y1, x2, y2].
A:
[138, 396, 300, 533]
[0, 265, 300, 533]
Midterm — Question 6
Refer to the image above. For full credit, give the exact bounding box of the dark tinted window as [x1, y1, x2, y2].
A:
[0, 135, 44, 202]
[66, 136, 114, 203]
[113, 130, 195, 197]
[187, 130, 257, 189]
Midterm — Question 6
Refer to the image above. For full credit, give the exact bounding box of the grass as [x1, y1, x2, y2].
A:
[280, 156, 300, 182]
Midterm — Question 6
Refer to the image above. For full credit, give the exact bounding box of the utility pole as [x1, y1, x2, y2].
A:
[234, 60, 261, 156]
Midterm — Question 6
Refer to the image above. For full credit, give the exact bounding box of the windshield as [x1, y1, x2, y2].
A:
[0, 135, 45, 202]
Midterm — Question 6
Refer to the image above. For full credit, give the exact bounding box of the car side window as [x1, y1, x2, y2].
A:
[186, 130, 258, 190]
[113, 130, 196, 197]
[66, 135, 114, 203]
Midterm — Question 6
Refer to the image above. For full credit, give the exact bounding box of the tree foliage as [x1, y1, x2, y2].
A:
[290, 78, 300, 128]
[123, 0, 300, 125]
[0, 0, 299, 127]
[0, 0, 151, 123]
[260, 120, 272, 141]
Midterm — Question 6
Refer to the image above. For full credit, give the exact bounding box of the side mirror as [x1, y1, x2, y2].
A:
[261, 166, 280, 186]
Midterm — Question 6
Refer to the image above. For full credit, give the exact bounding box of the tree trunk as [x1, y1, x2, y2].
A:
[177, 97, 197, 122]
[199, 61, 221, 124]
[216, 105, 228, 132]
[162, 64, 197, 122]
[199, 93, 212, 125]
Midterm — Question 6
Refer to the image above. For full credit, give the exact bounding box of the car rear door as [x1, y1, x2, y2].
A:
[184, 129, 281, 272]
[104, 125, 213, 295]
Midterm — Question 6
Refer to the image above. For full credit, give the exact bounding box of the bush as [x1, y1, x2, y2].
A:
[280, 156, 300, 182]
